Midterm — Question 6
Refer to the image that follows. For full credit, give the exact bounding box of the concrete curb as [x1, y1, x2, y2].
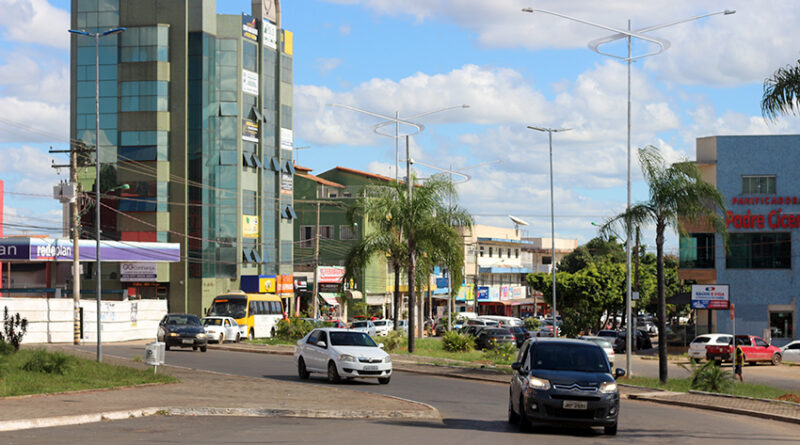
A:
[0, 407, 164, 432]
[627, 393, 800, 426]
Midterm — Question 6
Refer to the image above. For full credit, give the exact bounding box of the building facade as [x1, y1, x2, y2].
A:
[680, 135, 800, 345]
[70, 0, 294, 315]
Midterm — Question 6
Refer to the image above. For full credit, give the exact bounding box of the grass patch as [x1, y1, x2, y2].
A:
[242, 338, 297, 346]
[394, 337, 515, 366]
[623, 375, 799, 400]
[0, 349, 176, 397]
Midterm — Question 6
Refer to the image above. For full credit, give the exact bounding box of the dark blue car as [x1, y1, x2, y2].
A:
[508, 338, 625, 435]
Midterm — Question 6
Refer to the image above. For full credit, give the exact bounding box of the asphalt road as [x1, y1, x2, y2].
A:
[0, 343, 791, 444]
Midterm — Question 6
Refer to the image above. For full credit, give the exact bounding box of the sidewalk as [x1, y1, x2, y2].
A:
[0, 344, 439, 433]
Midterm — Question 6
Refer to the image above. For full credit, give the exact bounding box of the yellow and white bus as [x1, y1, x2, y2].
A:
[208, 292, 284, 339]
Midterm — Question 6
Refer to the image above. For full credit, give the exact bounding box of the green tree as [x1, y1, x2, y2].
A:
[761, 60, 800, 120]
[345, 175, 471, 352]
[600, 146, 726, 383]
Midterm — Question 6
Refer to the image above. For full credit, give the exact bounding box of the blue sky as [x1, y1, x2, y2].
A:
[2, 0, 800, 255]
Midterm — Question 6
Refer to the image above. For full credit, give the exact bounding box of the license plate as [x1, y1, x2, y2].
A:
[562, 400, 588, 410]
[182, 339, 194, 345]
[364, 365, 378, 371]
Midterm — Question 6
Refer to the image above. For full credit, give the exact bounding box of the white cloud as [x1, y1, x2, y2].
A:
[0, 97, 69, 143]
[0, 51, 69, 104]
[314, 57, 342, 76]
[339, 25, 351, 35]
[0, 0, 70, 50]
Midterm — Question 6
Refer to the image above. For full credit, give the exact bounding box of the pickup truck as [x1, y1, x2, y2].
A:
[706, 335, 783, 365]
[201, 316, 247, 343]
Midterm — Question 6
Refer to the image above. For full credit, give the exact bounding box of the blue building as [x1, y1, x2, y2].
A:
[680, 135, 799, 345]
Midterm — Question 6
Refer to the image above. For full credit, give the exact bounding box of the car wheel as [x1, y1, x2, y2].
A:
[165, 344, 170, 351]
[327, 361, 341, 383]
[772, 353, 782, 366]
[714, 360, 722, 366]
[235, 334, 241, 343]
[518, 396, 532, 433]
[192, 346, 198, 351]
[604, 424, 618, 435]
[507, 395, 519, 424]
[200, 346, 207, 352]
[298, 358, 310, 379]
[378, 376, 391, 385]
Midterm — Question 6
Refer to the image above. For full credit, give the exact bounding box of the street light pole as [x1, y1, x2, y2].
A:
[521, 6, 734, 374]
[528, 126, 571, 337]
[69, 26, 126, 362]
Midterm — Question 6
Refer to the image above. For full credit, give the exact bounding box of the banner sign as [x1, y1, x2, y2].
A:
[242, 69, 259, 96]
[317, 266, 345, 283]
[0, 238, 179, 262]
[243, 215, 259, 238]
[477, 286, 489, 301]
[242, 14, 258, 42]
[242, 119, 259, 143]
[120, 262, 157, 282]
[691, 284, 730, 309]
[263, 20, 277, 49]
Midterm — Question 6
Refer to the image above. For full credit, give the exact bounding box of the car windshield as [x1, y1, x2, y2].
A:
[329, 331, 377, 347]
[202, 318, 223, 326]
[597, 331, 617, 337]
[584, 337, 612, 349]
[485, 328, 509, 335]
[352, 322, 368, 328]
[208, 297, 246, 319]
[531, 343, 609, 373]
[373, 321, 388, 326]
[167, 315, 201, 326]
[691, 336, 711, 344]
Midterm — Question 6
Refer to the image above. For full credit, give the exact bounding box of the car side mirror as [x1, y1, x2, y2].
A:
[378, 343, 385, 349]
[316, 341, 327, 348]
[614, 368, 626, 379]
[511, 362, 521, 371]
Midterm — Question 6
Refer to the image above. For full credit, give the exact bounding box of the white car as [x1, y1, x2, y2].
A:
[201, 316, 246, 343]
[350, 320, 377, 337]
[294, 328, 392, 384]
[781, 340, 800, 363]
[580, 336, 616, 367]
[372, 319, 393, 336]
[688, 334, 732, 361]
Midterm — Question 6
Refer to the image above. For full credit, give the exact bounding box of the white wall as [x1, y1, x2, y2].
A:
[0, 298, 167, 344]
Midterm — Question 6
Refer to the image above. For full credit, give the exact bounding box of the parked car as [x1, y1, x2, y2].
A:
[294, 328, 392, 384]
[201, 316, 246, 343]
[580, 336, 615, 367]
[508, 338, 624, 435]
[372, 319, 393, 336]
[466, 318, 499, 328]
[475, 328, 515, 350]
[461, 325, 488, 337]
[510, 326, 531, 348]
[157, 313, 208, 352]
[398, 320, 408, 332]
[688, 334, 732, 361]
[349, 320, 377, 337]
[602, 329, 652, 353]
[706, 335, 782, 365]
[638, 320, 658, 335]
[533, 325, 559, 337]
[477, 315, 524, 327]
[781, 340, 800, 363]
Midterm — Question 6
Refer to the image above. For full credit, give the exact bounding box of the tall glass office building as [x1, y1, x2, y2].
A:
[70, 0, 295, 315]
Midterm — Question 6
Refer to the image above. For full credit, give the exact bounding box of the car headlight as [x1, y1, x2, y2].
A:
[168, 332, 179, 337]
[384, 355, 392, 363]
[599, 381, 618, 393]
[338, 354, 356, 363]
[196, 333, 206, 338]
[527, 376, 551, 390]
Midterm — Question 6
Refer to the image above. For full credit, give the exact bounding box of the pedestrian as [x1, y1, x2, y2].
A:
[734, 345, 744, 382]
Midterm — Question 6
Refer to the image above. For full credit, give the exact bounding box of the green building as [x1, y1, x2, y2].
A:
[293, 166, 394, 316]
[70, 0, 295, 314]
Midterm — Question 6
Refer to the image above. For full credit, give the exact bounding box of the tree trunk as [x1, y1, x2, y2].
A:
[393, 262, 400, 331]
[656, 220, 668, 383]
[408, 243, 417, 353]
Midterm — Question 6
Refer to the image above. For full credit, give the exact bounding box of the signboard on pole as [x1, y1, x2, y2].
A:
[691, 284, 729, 309]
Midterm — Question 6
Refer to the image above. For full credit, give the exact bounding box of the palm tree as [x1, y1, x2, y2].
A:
[600, 146, 726, 383]
[762, 60, 800, 120]
[346, 175, 471, 352]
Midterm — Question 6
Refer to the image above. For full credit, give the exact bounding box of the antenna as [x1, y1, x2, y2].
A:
[509, 215, 529, 236]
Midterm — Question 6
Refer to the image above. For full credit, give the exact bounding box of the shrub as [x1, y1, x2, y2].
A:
[442, 331, 474, 353]
[0, 307, 28, 351]
[680, 359, 733, 393]
[0, 340, 15, 356]
[22, 350, 74, 375]
[381, 330, 406, 353]
[524, 317, 541, 331]
[275, 318, 314, 340]
[482, 339, 517, 364]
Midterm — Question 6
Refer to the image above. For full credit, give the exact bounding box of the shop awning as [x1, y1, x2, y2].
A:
[479, 298, 538, 306]
[346, 290, 363, 300]
[319, 293, 340, 306]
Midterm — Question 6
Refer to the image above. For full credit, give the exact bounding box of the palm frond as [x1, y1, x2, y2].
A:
[762, 60, 800, 121]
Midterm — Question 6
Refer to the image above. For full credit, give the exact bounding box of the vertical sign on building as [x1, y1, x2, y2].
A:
[0, 179, 3, 297]
[242, 14, 258, 42]
[262, 19, 277, 50]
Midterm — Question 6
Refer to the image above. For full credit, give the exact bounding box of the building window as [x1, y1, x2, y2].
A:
[479, 246, 484, 257]
[515, 249, 519, 258]
[120, 81, 168, 112]
[339, 225, 357, 240]
[242, 190, 257, 215]
[742, 175, 776, 194]
[680, 233, 715, 269]
[300, 226, 314, 248]
[489, 247, 493, 257]
[542, 256, 552, 265]
[770, 312, 793, 338]
[726, 232, 791, 269]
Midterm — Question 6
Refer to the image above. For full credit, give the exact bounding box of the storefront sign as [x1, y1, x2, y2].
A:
[120, 262, 157, 282]
[294, 278, 308, 290]
[277, 274, 293, 294]
[726, 209, 800, 230]
[691, 284, 729, 309]
[477, 286, 489, 301]
[317, 266, 345, 283]
[242, 215, 259, 238]
[242, 69, 259, 96]
[242, 14, 258, 42]
[319, 282, 341, 293]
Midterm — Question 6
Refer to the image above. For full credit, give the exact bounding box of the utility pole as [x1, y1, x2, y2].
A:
[473, 241, 479, 314]
[312, 201, 321, 320]
[52, 143, 92, 345]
